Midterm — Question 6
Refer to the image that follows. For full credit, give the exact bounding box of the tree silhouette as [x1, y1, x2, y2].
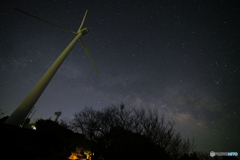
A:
[71, 103, 196, 159]
[96, 126, 170, 160]
[35, 119, 88, 159]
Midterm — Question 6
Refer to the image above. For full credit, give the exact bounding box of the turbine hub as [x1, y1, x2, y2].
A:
[80, 28, 89, 36]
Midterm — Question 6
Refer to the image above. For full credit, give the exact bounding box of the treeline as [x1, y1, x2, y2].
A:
[1, 104, 239, 160]
[71, 103, 193, 159]
[69, 103, 239, 160]
[0, 116, 88, 160]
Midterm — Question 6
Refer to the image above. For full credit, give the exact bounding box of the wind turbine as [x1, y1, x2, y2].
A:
[5, 8, 99, 126]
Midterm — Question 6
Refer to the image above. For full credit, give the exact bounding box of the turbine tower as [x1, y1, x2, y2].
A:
[5, 8, 99, 126]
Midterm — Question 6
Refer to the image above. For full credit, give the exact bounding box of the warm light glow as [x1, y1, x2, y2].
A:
[68, 152, 78, 159]
[83, 150, 92, 160]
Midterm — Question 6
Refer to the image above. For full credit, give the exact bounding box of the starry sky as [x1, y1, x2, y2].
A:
[1, 0, 240, 153]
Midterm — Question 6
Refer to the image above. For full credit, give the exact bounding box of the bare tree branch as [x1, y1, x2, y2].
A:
[70, 104, 196, 159]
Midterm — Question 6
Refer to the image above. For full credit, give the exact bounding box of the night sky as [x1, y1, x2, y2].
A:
[1, 0, 240, 153]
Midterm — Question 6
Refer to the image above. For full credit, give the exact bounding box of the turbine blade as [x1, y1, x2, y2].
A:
[14, 8, 77, 35]
[79, 39, 99, 74]
[78, 10, 88, 33]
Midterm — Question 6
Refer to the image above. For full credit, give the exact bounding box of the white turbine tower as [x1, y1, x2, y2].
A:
[5, 8, 99, 126]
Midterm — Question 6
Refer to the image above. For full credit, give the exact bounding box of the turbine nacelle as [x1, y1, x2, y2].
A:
[78, 28, 89, 36]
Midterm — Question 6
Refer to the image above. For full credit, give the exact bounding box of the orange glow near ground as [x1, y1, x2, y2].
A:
[68, 152, 78, 159]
